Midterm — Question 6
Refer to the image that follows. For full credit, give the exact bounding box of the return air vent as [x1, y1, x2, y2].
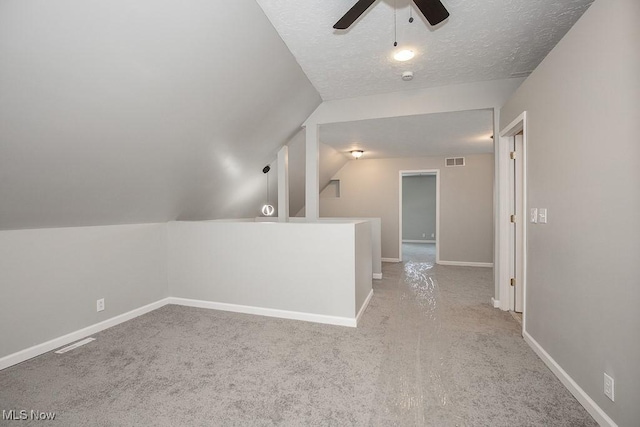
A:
[55, 337, 95, 354]
[445, 157, 465, 167]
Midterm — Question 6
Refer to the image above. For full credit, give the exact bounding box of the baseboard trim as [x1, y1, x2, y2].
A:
[491, 297, 500, 308]
[0, 298, 170, 371]
[381, 257, 401, 263]
[0, 292, 370, 371]
[523, 331, 617, 427]
[402, 240, 435, 244]
[438, 260, 493, 267]
[356, 290, 374, 326]
[373, 273, 383, 280]
[169, 297, 357, 328]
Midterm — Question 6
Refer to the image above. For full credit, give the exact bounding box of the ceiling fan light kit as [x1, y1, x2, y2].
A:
[394, 49, 415, 62]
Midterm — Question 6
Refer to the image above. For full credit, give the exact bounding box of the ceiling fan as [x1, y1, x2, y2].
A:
[333, 0, 449, 29]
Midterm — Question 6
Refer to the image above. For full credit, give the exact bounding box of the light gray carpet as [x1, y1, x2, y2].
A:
[0, 244, 596, 426]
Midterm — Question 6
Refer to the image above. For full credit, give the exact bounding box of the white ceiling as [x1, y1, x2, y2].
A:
[256, 0, 593, 100]
[320, 109, 494, 159]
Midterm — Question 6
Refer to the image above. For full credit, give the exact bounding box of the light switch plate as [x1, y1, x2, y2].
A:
[538, 208, 548, 224]
[604, 373, 615, 401]
[530, 208, 538, 223]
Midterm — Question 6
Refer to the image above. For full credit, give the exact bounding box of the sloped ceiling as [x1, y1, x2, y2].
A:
[0, 0, 321, 230]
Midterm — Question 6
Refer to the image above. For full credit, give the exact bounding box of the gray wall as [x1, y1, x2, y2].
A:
[0, 224, 168, 359]
[167, 221, 370, 320]
[0, 0, 320, 230]
[320, 154, 494, 262]
[402, 175, 436, 241]
[500, 0, 640, 425]
[287, 132, 350, 217]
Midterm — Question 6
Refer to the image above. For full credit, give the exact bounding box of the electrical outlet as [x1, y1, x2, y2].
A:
[604, 373, 614, 401]
[422, 233, 426, 238]
[530, 208, 538, 223]
[96, 298, 105, 312]
[431, 233, 435, 238]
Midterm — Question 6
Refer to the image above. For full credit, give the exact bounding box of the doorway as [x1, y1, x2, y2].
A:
[399, 170, 440, 263]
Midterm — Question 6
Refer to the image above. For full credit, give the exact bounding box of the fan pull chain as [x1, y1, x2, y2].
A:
[393, 0, 397, 46]
[409, 4, 414, 23]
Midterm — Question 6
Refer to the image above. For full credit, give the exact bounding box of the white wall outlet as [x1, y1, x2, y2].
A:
[96, 298, 105, 312]
[422, 233, 426, 238]
[530, 208, 538, 223]
[538, 208, 548, 224]
[604, 373, 615, 401]
[431, 233, 435, 238]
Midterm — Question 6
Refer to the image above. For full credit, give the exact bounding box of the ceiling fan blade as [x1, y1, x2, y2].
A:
[333, 0, 377, 30]
[412, 0, 449, 26]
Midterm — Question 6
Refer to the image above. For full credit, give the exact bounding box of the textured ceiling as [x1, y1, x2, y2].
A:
[256, 0, 593, 100]
[320, 109, 494, 159]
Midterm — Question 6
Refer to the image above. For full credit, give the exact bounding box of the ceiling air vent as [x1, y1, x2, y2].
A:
[445, 157, 465, 167]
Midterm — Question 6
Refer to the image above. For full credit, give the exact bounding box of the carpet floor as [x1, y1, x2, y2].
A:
[0, 243, 596, 426]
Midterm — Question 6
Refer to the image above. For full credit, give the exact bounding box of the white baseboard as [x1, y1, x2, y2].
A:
[438, 260, 494, 267]
[373, 273, 383, 280]
[169, 297, 357, 328]
[402, 240, 435, 244]
[356, 290, 374, 326]
[382, 257, 401, 263]
[491, 297, 500, 308]
[0, 298, 170, 371]
[1, 292, 373, 371]
[523, 331, 617, 427]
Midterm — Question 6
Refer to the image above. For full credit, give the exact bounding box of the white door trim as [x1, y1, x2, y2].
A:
[498, 111, 528, 333]
[399, 170, 440, 263]
[513, 133, 525, 313]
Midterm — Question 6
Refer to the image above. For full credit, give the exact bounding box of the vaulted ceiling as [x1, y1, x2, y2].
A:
[0, 0, 594, 229]
[0, 0, 320, 229]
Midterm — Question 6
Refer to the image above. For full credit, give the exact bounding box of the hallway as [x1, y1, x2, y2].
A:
[370, 243, 595, 424]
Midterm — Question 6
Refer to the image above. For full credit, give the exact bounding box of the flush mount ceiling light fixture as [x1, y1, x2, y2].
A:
[394, 49, 415, 62]
[351, 150, 364, 159]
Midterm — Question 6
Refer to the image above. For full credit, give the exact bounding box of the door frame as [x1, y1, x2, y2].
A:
[510, 133, 525, 313]
[398, 169, 440, 263]
[497, 112, 528, 332]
